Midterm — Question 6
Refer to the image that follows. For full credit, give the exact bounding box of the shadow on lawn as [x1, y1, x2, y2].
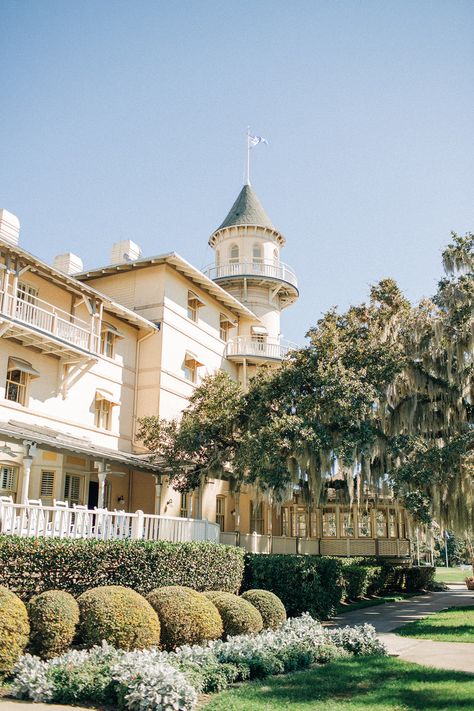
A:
[205, 657, 474, 710]
[396, 623, 473, 639]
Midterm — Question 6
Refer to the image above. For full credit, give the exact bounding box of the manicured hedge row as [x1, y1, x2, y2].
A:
[243, 554, 435, 618]
[243, 554, 345, 619]
[0, 536, 244, 601]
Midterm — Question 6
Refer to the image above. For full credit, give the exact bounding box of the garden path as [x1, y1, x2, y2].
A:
[327, 584, 474, 673]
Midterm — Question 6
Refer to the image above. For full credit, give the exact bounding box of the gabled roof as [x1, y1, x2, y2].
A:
[0, 238, 157, 333]
[76, 252, 259, 321]
[216, 185, 276, 232]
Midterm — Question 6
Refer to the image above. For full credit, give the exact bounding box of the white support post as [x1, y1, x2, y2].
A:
[131, 510, 144, 540]
[20, 456, 33, 505]
[154, 476, 162, 515]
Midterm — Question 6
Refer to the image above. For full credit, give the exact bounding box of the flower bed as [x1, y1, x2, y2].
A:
[11, 614, 385, 710]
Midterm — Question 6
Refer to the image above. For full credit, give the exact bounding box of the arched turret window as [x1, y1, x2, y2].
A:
[229, 244, 239, 264]
[273, 248, 279, 265]
[216, 250, 220, 266]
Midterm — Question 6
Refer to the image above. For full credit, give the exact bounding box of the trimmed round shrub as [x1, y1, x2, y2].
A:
[241, 589, 287, 629]
[28, 590, 79, 659]
[0, 585, 29, 675]
[146, 585, 223, 650]
[77, 585, 160, 651]
[203, 591, 263, 637]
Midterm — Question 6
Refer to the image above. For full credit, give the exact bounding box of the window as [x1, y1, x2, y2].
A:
[187, 291, 204, 322]
[252, 244, 263, 264]
[398, 513, 406, 538]
[341, 510, 354, 537]
[229, 244, 239, 264]
[18, 282, 38, 304]
[40, 471, 55, 505]
[219, 314, 233, 342]
[376, 509, 387, 538]
[250, 501, 264, 534]
[94, 390, 119, 430]
[182, 352, 203, 384]
[273, 248, 279, 265]
[216, 496, 225, 530]
[322, 509, 337, 537]
[389, 510, 398, 538]
[64, 474, 81, 505]
[358, 511, 372, 537]
[95, 399, 112, 429]
[5, 358, 39, 406]
[180, 493, 190, 518]
[0, 465, 17, 497]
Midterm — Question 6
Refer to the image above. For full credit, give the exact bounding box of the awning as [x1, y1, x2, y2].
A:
[184, 351, 204, 367]
[95, 388, 121, 406]
[251, 326, 268, 335]
[8, 358, 40, 378]
[188, 291, 205, 307]
[220, 315, 237, 327]
[101, 322, 125, 338]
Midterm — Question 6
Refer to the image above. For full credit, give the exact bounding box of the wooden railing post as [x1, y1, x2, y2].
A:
[131, 510, 144, 540]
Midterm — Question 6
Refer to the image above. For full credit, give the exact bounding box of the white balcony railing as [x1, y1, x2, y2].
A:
[204, 261, 298, 289]
[225, 336, 294, 361]
[0, 290, 99, 354]
[0, 500, 220, 544]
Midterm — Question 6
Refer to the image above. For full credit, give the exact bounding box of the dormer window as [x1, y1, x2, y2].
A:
[229, 244, 239, 264]
[5, 358, 40, 406]
[187, 291, 204, 322]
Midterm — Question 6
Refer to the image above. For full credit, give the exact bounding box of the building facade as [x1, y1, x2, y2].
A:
[0, 186, 411, 557]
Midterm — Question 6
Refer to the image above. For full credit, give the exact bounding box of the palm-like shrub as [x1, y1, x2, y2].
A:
[77, 585, 160, 651]
[241, 589, 286, 629]
[146, 585, 222, 650]
[0, 585, 30, 674]
[203, 591, 263, 637]
[28, 590, 79, 659]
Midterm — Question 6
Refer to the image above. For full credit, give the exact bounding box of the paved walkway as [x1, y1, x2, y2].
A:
[328, 584, 474, 673]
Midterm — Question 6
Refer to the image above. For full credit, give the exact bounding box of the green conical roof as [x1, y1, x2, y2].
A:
[215, 184, 276, 232]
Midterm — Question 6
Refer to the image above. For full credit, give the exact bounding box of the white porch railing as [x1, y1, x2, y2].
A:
[225, 336, 294, 361]
[0, 290, 99, 353]
[0, 501, 220, 544]
[204, 261, 298, 289]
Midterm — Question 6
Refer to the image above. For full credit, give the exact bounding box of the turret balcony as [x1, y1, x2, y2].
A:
[204, 260, 298, 291]
[0, 289, 100, 360]
[225, 336, 295, 362]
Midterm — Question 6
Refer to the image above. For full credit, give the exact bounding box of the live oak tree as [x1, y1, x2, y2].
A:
[138, 233, 473, 535]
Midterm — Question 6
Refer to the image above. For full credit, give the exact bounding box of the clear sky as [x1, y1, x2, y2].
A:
[1, 0, 473, 344]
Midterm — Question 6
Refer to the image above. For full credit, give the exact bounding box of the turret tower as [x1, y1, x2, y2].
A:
[204, 184, 298, 381]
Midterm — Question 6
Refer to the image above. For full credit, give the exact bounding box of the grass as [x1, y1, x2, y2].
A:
[434, 567, 471, 584]
[202, 656, 474, 710]
[395, 605, 474, 643]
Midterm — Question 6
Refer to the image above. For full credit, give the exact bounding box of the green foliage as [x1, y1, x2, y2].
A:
[0, 586, 29, 675]
[27, 590, 79, 659]
[343, 565, 379, 600]
[241, 589, 287, 629]
[0, 536, 244, 601]
[77, 585, 160, 651]
[244, 555, 345, 619]
[203, 591, 263, 637]
[138, 234, 473, 535]
[146, 585, 223, 650]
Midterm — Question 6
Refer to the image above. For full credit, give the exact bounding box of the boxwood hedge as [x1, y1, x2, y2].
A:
[0, 537, 244, 601]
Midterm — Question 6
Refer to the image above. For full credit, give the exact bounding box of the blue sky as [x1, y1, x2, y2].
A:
[1, 0, 473, 344]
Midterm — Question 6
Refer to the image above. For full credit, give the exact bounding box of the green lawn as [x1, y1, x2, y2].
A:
[395, 605, 474, 643]
[434, 567, 471, 584]
[202, 656, 474, 711]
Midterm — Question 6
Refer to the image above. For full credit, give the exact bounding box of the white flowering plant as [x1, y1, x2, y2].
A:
[11, 615, 386, 709]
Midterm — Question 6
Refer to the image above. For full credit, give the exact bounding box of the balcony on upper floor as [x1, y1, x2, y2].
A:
[0, 288, 100, 360]
[225, 336, 296, 362]
[204, 260, 298, 291]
